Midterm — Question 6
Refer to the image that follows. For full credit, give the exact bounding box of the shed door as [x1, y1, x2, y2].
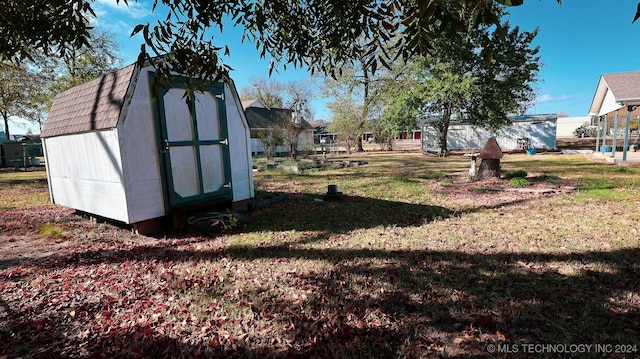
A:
[155, 79, 231, 207]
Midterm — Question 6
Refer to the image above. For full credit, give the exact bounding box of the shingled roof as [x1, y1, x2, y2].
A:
[244, 107, 312, 130]
[589, 70, 640, 116]
[41, 64, 136, 138]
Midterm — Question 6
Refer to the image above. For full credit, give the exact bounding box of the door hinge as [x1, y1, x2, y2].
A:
[220, 138, 228, 145]
[215, 93, 225, 101]
[223, 182, 232, 189]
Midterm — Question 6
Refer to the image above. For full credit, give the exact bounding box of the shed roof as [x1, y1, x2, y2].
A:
[42, 64, 136, 138]
[589, 70, 640, 116]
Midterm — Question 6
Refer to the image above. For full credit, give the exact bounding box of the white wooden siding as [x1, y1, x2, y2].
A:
[225, 84, 254, 201]
[44, 130, 130, 222]
[119, 67, 166, 223]
[423, 119, 557, 151]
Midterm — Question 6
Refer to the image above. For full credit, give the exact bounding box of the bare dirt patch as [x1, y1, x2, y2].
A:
[432, 172, 580, 209]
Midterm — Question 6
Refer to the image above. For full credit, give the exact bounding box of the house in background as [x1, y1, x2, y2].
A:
[421, 114, 558, 153]
[589, 70, 640, 162]
[556, 116, 591, 138]
[242, 99, 314, 156]
[42, 60, 254, 226]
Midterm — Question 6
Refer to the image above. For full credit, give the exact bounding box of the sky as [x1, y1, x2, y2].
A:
[10, 0, 640, 134]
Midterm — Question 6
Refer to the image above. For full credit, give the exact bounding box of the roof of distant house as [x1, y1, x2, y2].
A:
[589, 70, 640, 116]
[244, 107, 312, 130]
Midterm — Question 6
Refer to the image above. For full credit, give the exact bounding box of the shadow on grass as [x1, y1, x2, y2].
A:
[245, 193, 454, 236]
[1, 182, 638, 357]
[2, 242, 639, 358]
[2, 223, 639, 358]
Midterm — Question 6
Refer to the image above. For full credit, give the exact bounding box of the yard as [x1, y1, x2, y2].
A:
[1, 152, 639, 358]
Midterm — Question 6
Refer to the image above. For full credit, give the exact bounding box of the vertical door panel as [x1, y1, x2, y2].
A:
[195, 92, 220, 140]
[200, 145, 225, 193]
[164, 89, 194, 141]
[169, 146, 199, 198]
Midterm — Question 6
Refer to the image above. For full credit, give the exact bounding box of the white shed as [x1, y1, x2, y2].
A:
[422, 114, 557, 153]
[41, 61, 254, 225]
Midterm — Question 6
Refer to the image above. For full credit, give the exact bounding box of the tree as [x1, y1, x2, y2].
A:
[255, 127, 284, 160]
[242, 77, 314, 158]
[0, 62, 44, 138]
[321, 58, 376, 152]
[240, 76, 285, 108]
[327, 96, 363, 154]
[46, 28, 122, 96]
[382, 12, 540, 154]
[2, 1, 580, 89]
[4, 28, 123, 134]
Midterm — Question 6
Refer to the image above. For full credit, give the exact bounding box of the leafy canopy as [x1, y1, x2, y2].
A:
[1, 0, 585, 80]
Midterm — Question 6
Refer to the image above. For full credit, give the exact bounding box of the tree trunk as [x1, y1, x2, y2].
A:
[439, 105, 451, 155]
[477, 159, 501, 178]
[2, 112, 9, 139]
[357, 58, 370, 153]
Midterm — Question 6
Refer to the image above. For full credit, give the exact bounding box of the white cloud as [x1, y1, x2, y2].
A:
[536, 94, 571, 103]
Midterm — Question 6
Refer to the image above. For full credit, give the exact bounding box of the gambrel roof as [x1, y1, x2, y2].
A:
[589, 70, 640, 116]
[42, 64, 137, 138]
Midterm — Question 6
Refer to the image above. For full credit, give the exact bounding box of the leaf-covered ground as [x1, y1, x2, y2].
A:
[1, 153, 640, 358]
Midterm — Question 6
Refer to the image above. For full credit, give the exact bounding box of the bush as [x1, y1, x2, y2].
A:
[509, 177, 530, 187]
[573, 124, 598, 138]
[504, 170, 528, 179]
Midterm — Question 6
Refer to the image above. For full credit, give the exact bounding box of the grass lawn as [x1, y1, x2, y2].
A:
[1, 152, 639, 358]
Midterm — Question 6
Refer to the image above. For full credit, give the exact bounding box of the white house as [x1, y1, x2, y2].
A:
[589, 70, 640, 162]
[41, 60, 254, 225]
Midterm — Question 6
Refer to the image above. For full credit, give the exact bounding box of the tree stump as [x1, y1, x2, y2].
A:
[476, 137, 503, 179]
[478, 158, 501, 178]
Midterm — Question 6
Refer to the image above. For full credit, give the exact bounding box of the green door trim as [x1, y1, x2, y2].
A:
[149, 72, 232, 208]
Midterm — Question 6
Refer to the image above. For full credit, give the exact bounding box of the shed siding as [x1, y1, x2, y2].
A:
[423, 118, 557, 151]
[44, 131, 129, 222]
[43, 62, 254, 225]
[119, 67, 166, 223]
[225, 84, 254, 201]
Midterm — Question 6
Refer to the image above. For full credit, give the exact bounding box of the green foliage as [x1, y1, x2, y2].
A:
[0, 62, 45, 138]
[221, 210, 240, 231]
[0, 1, 94, 62]
[327, 96, 363, 154]
[504, 169, 528, 179]
[5, 0, 640, 98]
[509, 177, 530, 187]
[573, 123, 598, 138]
[380, 10, 540, 154]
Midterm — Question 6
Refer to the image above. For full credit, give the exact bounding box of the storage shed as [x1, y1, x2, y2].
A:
[41, 60, 254, 225]
[421, 114, 557, 153]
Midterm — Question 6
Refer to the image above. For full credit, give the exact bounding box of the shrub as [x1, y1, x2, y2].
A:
[573, 124, 598, 138]
[509, 177, 530, 187]
[504, 170, 528, 179]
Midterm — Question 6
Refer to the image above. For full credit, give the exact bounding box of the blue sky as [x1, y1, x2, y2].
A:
[12, 0, 640, 135]
[507, 0, 640, 117]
